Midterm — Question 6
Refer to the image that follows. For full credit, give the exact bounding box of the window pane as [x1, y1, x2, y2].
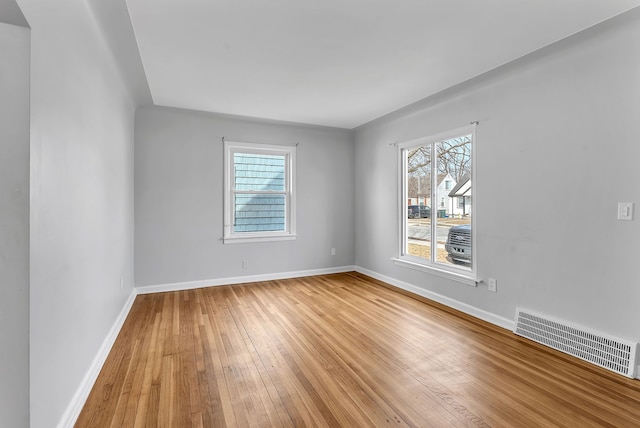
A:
[438, 135, 472, 268]
[234, 194, 285, 232]
[234, 153, 285, 191]
[406, 144, 432, 261]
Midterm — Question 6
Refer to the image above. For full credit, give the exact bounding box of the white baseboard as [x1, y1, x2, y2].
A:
[355, 266, 514, 331]
[135, 265, 357, 294]
[56, 290, 137, 428]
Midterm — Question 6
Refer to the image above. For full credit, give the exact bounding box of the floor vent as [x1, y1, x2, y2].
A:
[514, 308, 638, 378]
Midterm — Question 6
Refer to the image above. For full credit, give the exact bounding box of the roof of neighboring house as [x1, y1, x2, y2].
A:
[437, 173, 451, 186]
[449, 173, 471, 197]
[408, 173, 453, 197]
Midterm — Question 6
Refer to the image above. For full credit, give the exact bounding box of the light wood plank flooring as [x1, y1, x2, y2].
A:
[76, 272, 640, 427]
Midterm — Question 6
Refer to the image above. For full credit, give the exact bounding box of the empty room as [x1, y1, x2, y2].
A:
[2, 0, 640, 427]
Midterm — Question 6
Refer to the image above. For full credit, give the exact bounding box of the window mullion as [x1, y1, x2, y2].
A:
[431, 142, 437, 264]
[233, 190, 288, 195]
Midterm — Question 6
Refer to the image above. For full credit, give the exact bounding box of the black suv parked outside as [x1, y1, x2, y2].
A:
[407, 205, 431, 219]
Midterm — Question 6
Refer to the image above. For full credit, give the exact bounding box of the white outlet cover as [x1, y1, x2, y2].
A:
[618, 202, 633, 220]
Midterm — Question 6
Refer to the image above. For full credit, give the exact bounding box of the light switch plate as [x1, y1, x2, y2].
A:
[618, 202, 634, 221]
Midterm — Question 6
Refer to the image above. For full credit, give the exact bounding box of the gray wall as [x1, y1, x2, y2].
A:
[0, 20, 30, 428]
[354, 9, 640, 342]
[7, 2, 639, 425]
[135, 107, 355, 287]
[18, 0, 149, 425]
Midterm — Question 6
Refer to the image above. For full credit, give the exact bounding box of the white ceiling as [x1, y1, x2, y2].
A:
[0, 0, 28, 27]
[125, 0, 640, 129]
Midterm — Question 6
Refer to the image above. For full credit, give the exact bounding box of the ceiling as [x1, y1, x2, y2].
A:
[125, 0, 640, 129]
[0, 0, 28, 27]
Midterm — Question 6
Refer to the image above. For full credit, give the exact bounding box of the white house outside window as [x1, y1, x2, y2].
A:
[395, 125, 476, 285]
[224, 140, 296, 244]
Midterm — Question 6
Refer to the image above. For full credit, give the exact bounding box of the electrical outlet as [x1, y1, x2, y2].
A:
[618, 202, 634, 220]
[331, 248, 336, 256]
[242, 260, 248, 269]
[488, 278, 497, 292]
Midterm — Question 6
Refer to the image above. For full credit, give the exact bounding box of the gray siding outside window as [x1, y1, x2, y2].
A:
[233, 153, 287, 232]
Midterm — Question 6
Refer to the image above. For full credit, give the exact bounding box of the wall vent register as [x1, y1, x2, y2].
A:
[515, 308, 637, 378]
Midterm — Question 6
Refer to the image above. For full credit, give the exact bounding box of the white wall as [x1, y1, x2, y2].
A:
[354, 9, 640, 342]
[17, 0, 149, 425]
[135, 106, 355, 287]
[0, 20, 30, 428]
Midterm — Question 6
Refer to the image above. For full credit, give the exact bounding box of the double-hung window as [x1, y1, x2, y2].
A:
[395, 125, 476, 284]
[224, 140, 296, 243]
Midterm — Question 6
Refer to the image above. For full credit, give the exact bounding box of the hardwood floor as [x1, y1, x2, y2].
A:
[76, 272, 640, 427]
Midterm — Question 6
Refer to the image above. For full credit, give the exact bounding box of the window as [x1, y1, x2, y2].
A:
[224, 140, 296, 243]
[396, 125, 476, 284]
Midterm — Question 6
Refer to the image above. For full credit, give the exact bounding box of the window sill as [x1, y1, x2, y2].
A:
[223, 234, 297, 244]
[391, 257, 479, 287]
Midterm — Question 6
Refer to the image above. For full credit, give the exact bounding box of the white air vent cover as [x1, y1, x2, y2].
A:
[514, 308, 638, 378]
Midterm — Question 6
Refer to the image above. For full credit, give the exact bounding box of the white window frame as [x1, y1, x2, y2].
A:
[393, 124, 478, 286]
[223, 140, 296, 244]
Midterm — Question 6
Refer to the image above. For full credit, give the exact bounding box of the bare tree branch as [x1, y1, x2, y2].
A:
[406, 135, 471, 199]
